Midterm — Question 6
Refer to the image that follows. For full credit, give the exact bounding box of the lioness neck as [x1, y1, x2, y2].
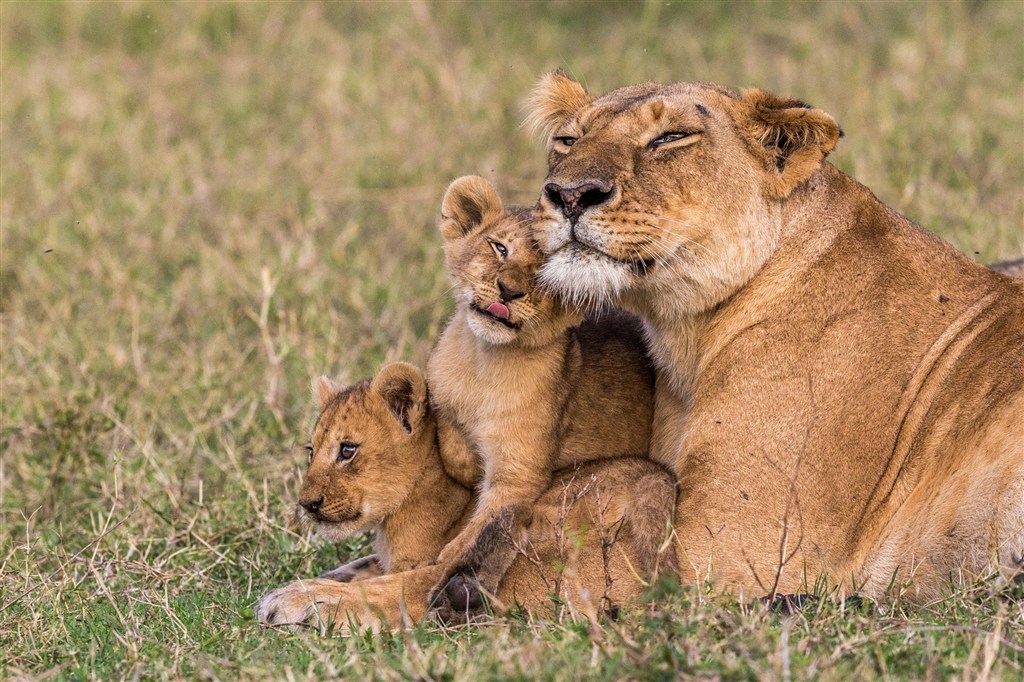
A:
[635, 166, 858, 457]
[375, 424, 473, 572]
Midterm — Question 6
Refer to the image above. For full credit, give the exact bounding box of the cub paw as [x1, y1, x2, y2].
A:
[429, 572, 488, 624]
[256, 580, 345, 634]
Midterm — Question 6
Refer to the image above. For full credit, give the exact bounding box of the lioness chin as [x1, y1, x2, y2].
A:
[528, 70, 1024, 600]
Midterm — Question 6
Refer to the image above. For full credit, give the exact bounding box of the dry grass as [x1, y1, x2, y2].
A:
[1, 1, 1022, 679]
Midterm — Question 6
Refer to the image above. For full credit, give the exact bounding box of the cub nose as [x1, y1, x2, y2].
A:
[300, 496, 324, 515]
[543, 181, 615, 223]
[497, 279, 526, 302]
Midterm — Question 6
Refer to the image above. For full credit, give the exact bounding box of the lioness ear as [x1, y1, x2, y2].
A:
[313, 375, 344, 409]
[371, 362, 427, 434]
[524, 69, 593, 140]
[439, 175, 503, 242]
[740, 89, 842, 198]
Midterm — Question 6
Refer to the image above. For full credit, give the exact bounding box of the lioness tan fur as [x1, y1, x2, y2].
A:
[426, 176, 661, 613]
[529, 71, 1024, 600]
[256, 362, 677, 632]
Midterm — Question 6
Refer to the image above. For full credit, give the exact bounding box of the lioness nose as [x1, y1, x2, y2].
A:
[497, 279, 526, 302]
[300, 496, 324, 514]
[543, 181, 615, 223]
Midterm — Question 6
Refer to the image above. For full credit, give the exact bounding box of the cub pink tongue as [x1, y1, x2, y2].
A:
[486, 302, 510, 320]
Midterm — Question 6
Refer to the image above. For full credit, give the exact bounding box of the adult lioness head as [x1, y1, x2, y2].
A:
[440, 175, 581, 346]
[527, 70, 841, 314]
[298, 362, 432, 541]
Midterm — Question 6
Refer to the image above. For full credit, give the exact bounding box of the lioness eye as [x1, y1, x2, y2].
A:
[553, 136, 577, 148]
[650, 131, 698, 148]
[337, 442, 358, 462]
[305, 445, 314, 465]
[490, 241, 508, 259]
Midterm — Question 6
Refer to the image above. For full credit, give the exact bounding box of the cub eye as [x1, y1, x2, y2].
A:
[490, 241, 509, 259]
[305, 445, 314, 465]
[337, 442, 358, 462]
[552, 136, 577, 148]
[649, 131, 700, 148]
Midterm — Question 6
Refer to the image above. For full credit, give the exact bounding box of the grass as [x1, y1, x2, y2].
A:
[1, 1, 1022, 679]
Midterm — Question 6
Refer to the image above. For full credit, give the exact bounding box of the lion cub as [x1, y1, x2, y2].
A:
[427, 176, 659, 615]
[257, 361, 677, 631]
[294, 362, 472, 577]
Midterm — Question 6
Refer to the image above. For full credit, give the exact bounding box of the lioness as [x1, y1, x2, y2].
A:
[256, 362, 677, 632]
[426, 176, 665, 614]
[528, 71, 1024, 600]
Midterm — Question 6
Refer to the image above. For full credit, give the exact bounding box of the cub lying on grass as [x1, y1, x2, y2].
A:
[426, 176, 665, 618]
[256, 362, 676, 632]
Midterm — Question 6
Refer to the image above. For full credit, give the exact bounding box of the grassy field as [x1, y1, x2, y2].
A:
[2, 1, 1022, 679]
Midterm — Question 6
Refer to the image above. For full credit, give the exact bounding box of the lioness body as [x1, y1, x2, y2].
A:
[530, 72, 1024, 599]
[427, 177, 658, 606]
[256, 363, 676, 631]
[676, 168, 1024, 596]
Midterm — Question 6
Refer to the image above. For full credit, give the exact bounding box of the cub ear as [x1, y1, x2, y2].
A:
[313, 375, 344, 409]
[740, 89, 842, 198]
[524, 68, 593, 141]
[371, 362, 428, 434]
[439, 175, 503, 242]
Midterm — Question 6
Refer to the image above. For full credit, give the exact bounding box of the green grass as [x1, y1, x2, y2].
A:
[1, 1, 1022, 679]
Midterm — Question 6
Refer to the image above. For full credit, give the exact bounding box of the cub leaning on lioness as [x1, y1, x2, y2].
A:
[528, 70, 1024, 600]
[426, 176, 667, 615]
[256, 362, 677, 632]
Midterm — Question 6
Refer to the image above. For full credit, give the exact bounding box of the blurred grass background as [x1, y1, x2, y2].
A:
[2, 1, 1022, 679]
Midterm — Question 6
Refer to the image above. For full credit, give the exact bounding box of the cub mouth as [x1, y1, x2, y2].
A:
[310, 510, 362, 525]
[471, 303, 521, 329]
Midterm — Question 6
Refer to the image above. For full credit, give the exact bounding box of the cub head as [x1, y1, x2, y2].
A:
[440, 175, 582, 346]
[527, 70, 842, 314]
[297, 362, 433, 541]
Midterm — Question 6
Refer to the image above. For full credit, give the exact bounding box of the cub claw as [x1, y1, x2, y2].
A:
[256, 582, 326, 631]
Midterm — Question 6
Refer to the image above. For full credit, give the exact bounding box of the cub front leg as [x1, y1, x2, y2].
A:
[258, 566, 441, 634]
[257, 578, 360, 634]
[429, 475, 548, 622]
